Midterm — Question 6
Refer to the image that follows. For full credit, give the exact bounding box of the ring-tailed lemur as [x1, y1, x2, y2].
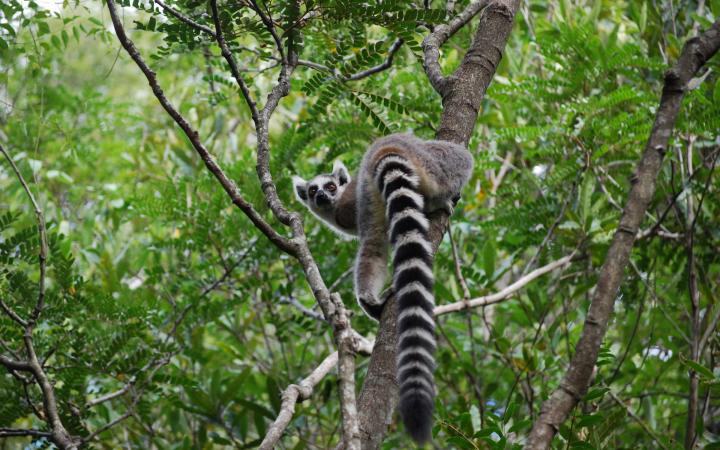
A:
[292, 133, 473, 443]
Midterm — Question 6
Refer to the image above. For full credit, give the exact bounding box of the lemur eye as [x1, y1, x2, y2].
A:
[326, 183, 337, 192]
[309, 186, 318, 196]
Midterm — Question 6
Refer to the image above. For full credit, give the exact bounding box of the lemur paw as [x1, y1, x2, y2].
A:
[442, 195, 461, 216]
[358, 288, 394, 321]
[358, 295, 385, 321]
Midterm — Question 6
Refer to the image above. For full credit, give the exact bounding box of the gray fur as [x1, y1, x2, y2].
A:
[291, 133, 473, 443]
[354, 133, 473, 308]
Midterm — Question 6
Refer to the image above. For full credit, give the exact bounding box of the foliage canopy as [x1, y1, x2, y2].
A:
[1, 0, 719, 448]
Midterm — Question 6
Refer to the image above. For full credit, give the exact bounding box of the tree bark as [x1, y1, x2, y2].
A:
[526, 19, 720, 449]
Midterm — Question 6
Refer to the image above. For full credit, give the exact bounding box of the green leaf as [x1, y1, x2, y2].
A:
[681, 358, 716, 379]
[37, 20, 50, 35]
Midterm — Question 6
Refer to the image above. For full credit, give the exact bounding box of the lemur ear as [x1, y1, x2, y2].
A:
[333, 160, 350, 186]
[292, 176, 308, 201]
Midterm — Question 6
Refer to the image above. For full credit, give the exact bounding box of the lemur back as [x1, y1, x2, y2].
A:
[293, 133, 473, 443]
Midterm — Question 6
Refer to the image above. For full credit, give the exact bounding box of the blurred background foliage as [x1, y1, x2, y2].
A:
[1, 0, 719, 448]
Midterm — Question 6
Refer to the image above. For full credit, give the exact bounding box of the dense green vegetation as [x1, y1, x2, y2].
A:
[1, 0, 719, 448]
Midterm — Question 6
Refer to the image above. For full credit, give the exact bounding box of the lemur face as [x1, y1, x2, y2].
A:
[293, 161, 351, 215]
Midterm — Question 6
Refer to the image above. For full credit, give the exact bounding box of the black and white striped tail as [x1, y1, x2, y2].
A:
[376, 154, 436, 444]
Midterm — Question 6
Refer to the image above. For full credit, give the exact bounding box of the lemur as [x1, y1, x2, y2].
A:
[292, 133, 473, 443]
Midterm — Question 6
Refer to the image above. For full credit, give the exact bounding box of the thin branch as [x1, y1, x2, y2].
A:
[209, 0, 261, 124]
[434, 253, 576, 316]
[526, 20, 720, 449]
[86, 384, 132, 408]
[258, 336, 373, 450]
[105, 0, 295, 255]
[347, 39, 404, 81]
[0, 144, 48, 324]
[153, 0, 216, 37]
[0, 428, 52, 438]
[280, 295, 326, 321]
[329, 267, 354, 292]
[448, 222, 471, 301]
[636, 147, 719, 240]
[699, 305, 720, 355]
[608, 391, 669, 450]
[684, 147, 716, 449]
[297, 58, 332, 72]
[83, 411, 133, 443]
[0, 297, 28, 327]
[248, 0, 286, 64]
[0, 354, 32, 371]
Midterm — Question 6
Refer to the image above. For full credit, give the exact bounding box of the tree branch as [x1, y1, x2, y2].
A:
[259, 336, 373, 450]
[608, 391, 669, 450]
[347, 39, 404, 81]
[0, 296, 27, 327]
[106, 0, 294, 255]
[526, 20, 720, 449]
[153, 0, 216, 37]
[209, 0, 261, 125]
[422, 0, 488, 95]
[107, 2, 362, 446]
[434, 253, 576, 316]
[0, 144, 78, 449]
[0, 144, 48, 324]
[356, 2, 521, 447]
[0, 428, 52, 438]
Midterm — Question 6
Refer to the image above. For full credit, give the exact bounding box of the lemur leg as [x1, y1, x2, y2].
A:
[355, 201, 388, 321]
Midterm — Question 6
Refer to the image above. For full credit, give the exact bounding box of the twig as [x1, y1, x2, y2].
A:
[248, 0, 286, 65]
[0, 428, 52, 438]
[328, 267, 354, 292]
[526, 19, 720, 449]
[435, 253, 576, 315]
[153, 0, 216, 37]
[258, 336, 373, 450]
[0, 144, 48, 324]
[280, 295, 326, 321]
[698, 305, 720, 355]
[86, 384, 132, 408]
[209, 0, 261, 125]
[83, 411, 133, 442]
[0, 297, 28, 327]
[608, 391, 669, 450]
[684, 148, 716, 449]
[347, 39, 404, 81]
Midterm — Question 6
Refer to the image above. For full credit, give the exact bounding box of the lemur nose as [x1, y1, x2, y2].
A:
[316, 191, 330, 205]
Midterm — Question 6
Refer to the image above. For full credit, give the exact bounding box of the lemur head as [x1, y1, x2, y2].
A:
[292, 161, 351, 219]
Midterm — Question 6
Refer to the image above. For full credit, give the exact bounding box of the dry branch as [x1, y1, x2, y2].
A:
[434, 253, 576, 316]
[259, 337, 373, 450]
[526, 19, 720, 449]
